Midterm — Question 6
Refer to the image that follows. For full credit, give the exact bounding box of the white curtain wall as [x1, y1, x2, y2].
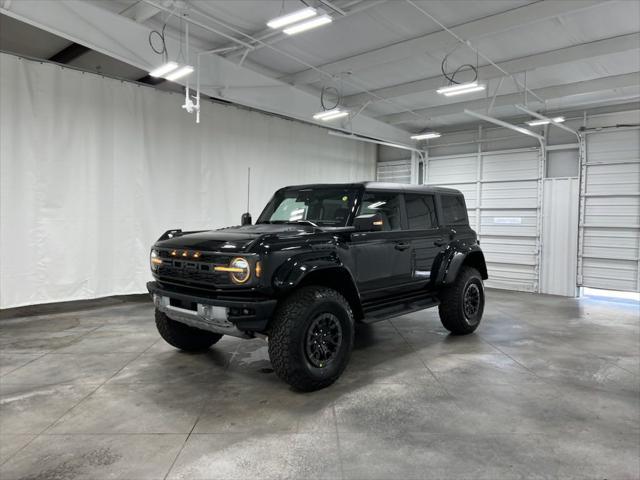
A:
[0, 53, 375, 308]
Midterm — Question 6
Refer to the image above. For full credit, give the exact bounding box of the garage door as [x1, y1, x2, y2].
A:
[425, 148, 543, 292]
[376, 158, 412, 183]
[578, 128, 640, 292]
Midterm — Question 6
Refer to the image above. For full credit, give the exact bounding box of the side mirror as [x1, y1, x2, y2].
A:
[353, 213, 384, 232]
[241, 212, 252, 226]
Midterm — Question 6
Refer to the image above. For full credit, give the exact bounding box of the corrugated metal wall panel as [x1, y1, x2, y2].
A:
[579, 128, 640, 292]
[426, 148, 542, 292]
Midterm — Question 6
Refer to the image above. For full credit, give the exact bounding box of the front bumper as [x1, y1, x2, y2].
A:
[147, 281, 276, 337]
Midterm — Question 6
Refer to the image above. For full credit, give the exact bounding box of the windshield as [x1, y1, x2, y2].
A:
[257, 187, 360, 227]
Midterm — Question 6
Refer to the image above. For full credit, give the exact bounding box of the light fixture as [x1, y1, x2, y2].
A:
[526, 116, 565, 126]
[410, 132, 441, 140]
[149, 61, 178, 78]
[267, 7, 317, 29]
[437, 81, 486, 97]
[165, 65, 194, 82]
[313, 108, 349, 121]
[283, 15, 332, 35]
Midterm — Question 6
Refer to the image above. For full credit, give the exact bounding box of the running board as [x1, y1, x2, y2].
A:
[361, 293, 440, 324]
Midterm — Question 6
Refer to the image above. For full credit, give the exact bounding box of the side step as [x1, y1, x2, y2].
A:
[361, 291, 440, 324]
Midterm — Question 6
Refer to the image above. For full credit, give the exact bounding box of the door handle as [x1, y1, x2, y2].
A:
[433, 238, 445, 247]
[394, 242, 410, 251]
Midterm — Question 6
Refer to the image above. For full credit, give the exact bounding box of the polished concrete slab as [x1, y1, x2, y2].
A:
[0, 290, 638, 479]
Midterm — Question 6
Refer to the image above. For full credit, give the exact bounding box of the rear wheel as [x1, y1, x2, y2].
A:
[438, 266, 485, 335]
[268, 286, 354, 391]
[155, 309, 223, 352]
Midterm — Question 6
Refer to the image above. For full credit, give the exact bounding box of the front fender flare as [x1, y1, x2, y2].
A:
[273, 251, 347, 291]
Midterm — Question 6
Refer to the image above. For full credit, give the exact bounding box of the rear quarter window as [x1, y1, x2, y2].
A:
[441, 194, 468, 225]
[405, 194, 437, 229]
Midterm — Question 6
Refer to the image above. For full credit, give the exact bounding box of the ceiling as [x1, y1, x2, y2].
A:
[1, 0, 639, 143]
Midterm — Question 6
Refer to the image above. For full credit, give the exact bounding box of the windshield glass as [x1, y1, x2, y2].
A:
[257, 187, 359, 227]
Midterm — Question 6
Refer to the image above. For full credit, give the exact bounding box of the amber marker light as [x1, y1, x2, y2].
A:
[181, 251, 188, 257]
[193, 252, 201, 258]
[255, 261, 262, 278]
[170, 250, 177, 256]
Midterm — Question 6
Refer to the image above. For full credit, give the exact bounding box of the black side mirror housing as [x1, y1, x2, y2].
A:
[241, 212, 252, 226]
[353, 213, 384, 232]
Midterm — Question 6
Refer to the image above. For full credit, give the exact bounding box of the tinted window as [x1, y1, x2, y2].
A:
[405, 194, 437, 229]
[441, 194, 468, 225]
[358, 192, 403, 231]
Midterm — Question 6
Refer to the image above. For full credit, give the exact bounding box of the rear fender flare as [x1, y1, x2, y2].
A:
[435, 244, 487, 285]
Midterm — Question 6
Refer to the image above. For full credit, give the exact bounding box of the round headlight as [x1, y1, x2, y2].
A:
[229, 257, 251, 284]
[150, 249, 162, 270]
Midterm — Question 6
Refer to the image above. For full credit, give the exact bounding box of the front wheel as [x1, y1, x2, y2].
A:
[268, 286, 354, 391]
[155, 309, 223, 352]
[438, 266, 485, 335]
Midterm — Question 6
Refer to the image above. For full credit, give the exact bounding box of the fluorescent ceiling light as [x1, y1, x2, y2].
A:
[164, 65, 194, 81]
[267, 7, 317, 29]
[283, 15, 332, 35]
[526, 116, 565, 126]
[411, 132, 441, 140]
[149, 61, 178, 77]
[441, 85, 486, 97]
[313, 108, 349, 121]
[437, 82, 479, 94]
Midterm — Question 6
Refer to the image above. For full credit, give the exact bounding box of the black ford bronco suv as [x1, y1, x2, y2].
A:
[148, 182, 487, 391]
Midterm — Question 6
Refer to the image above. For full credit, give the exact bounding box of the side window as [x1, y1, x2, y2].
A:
[359, 192, 403, 231]
[405, 194, 437, 229]
[441, 194, 468, 225]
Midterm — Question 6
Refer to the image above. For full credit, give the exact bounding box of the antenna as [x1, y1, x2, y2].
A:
[241, 167, 252, 226]
[246, 167, 251, 212]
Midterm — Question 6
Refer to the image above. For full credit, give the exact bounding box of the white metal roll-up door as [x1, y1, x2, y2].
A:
[376, 158, 412, 183]
[578, 128, 640, 292]
[425, 148, 543, 292]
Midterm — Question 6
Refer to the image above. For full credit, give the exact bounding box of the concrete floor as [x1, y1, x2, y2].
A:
[0, 289, 638, 480]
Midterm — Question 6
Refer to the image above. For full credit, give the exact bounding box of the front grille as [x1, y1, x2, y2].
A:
[155, 249, 237, 287]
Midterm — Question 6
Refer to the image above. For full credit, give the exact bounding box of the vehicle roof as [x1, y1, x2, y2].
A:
[280, 181, 462, 195]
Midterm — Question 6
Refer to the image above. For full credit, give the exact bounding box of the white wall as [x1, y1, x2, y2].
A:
[0, 53, 376, 308]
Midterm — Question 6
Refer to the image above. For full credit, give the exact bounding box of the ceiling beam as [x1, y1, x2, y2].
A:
[0, 0, 413, 145]
[284, 0, 607, 86]
[380, 72, 640, 124]
[48, 42, 90, 63]
[119, 0, 164, 23]
[343, 32, 640, 107]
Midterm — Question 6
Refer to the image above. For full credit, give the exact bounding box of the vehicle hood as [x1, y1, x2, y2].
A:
[154, 224, 316, 252]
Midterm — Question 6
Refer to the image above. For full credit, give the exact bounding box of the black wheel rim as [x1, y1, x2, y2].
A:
[305, 313, 343, 368]
[463, 283, 481, 321]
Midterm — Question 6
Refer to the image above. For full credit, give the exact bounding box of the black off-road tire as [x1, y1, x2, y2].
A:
[268, 286, 354, 392]
[155, 309, 223, 352]
[438, 266, 485, 335]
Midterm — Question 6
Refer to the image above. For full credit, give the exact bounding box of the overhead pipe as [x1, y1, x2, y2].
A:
[515, 104, 581, 140]
[464, 109, 544, 149]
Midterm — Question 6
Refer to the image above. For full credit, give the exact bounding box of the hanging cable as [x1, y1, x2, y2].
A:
[320, 85, 341, 111]
[440, 48, 478, 85]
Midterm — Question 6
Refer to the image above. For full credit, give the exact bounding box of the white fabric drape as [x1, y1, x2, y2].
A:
[0, 53, 375, 308]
